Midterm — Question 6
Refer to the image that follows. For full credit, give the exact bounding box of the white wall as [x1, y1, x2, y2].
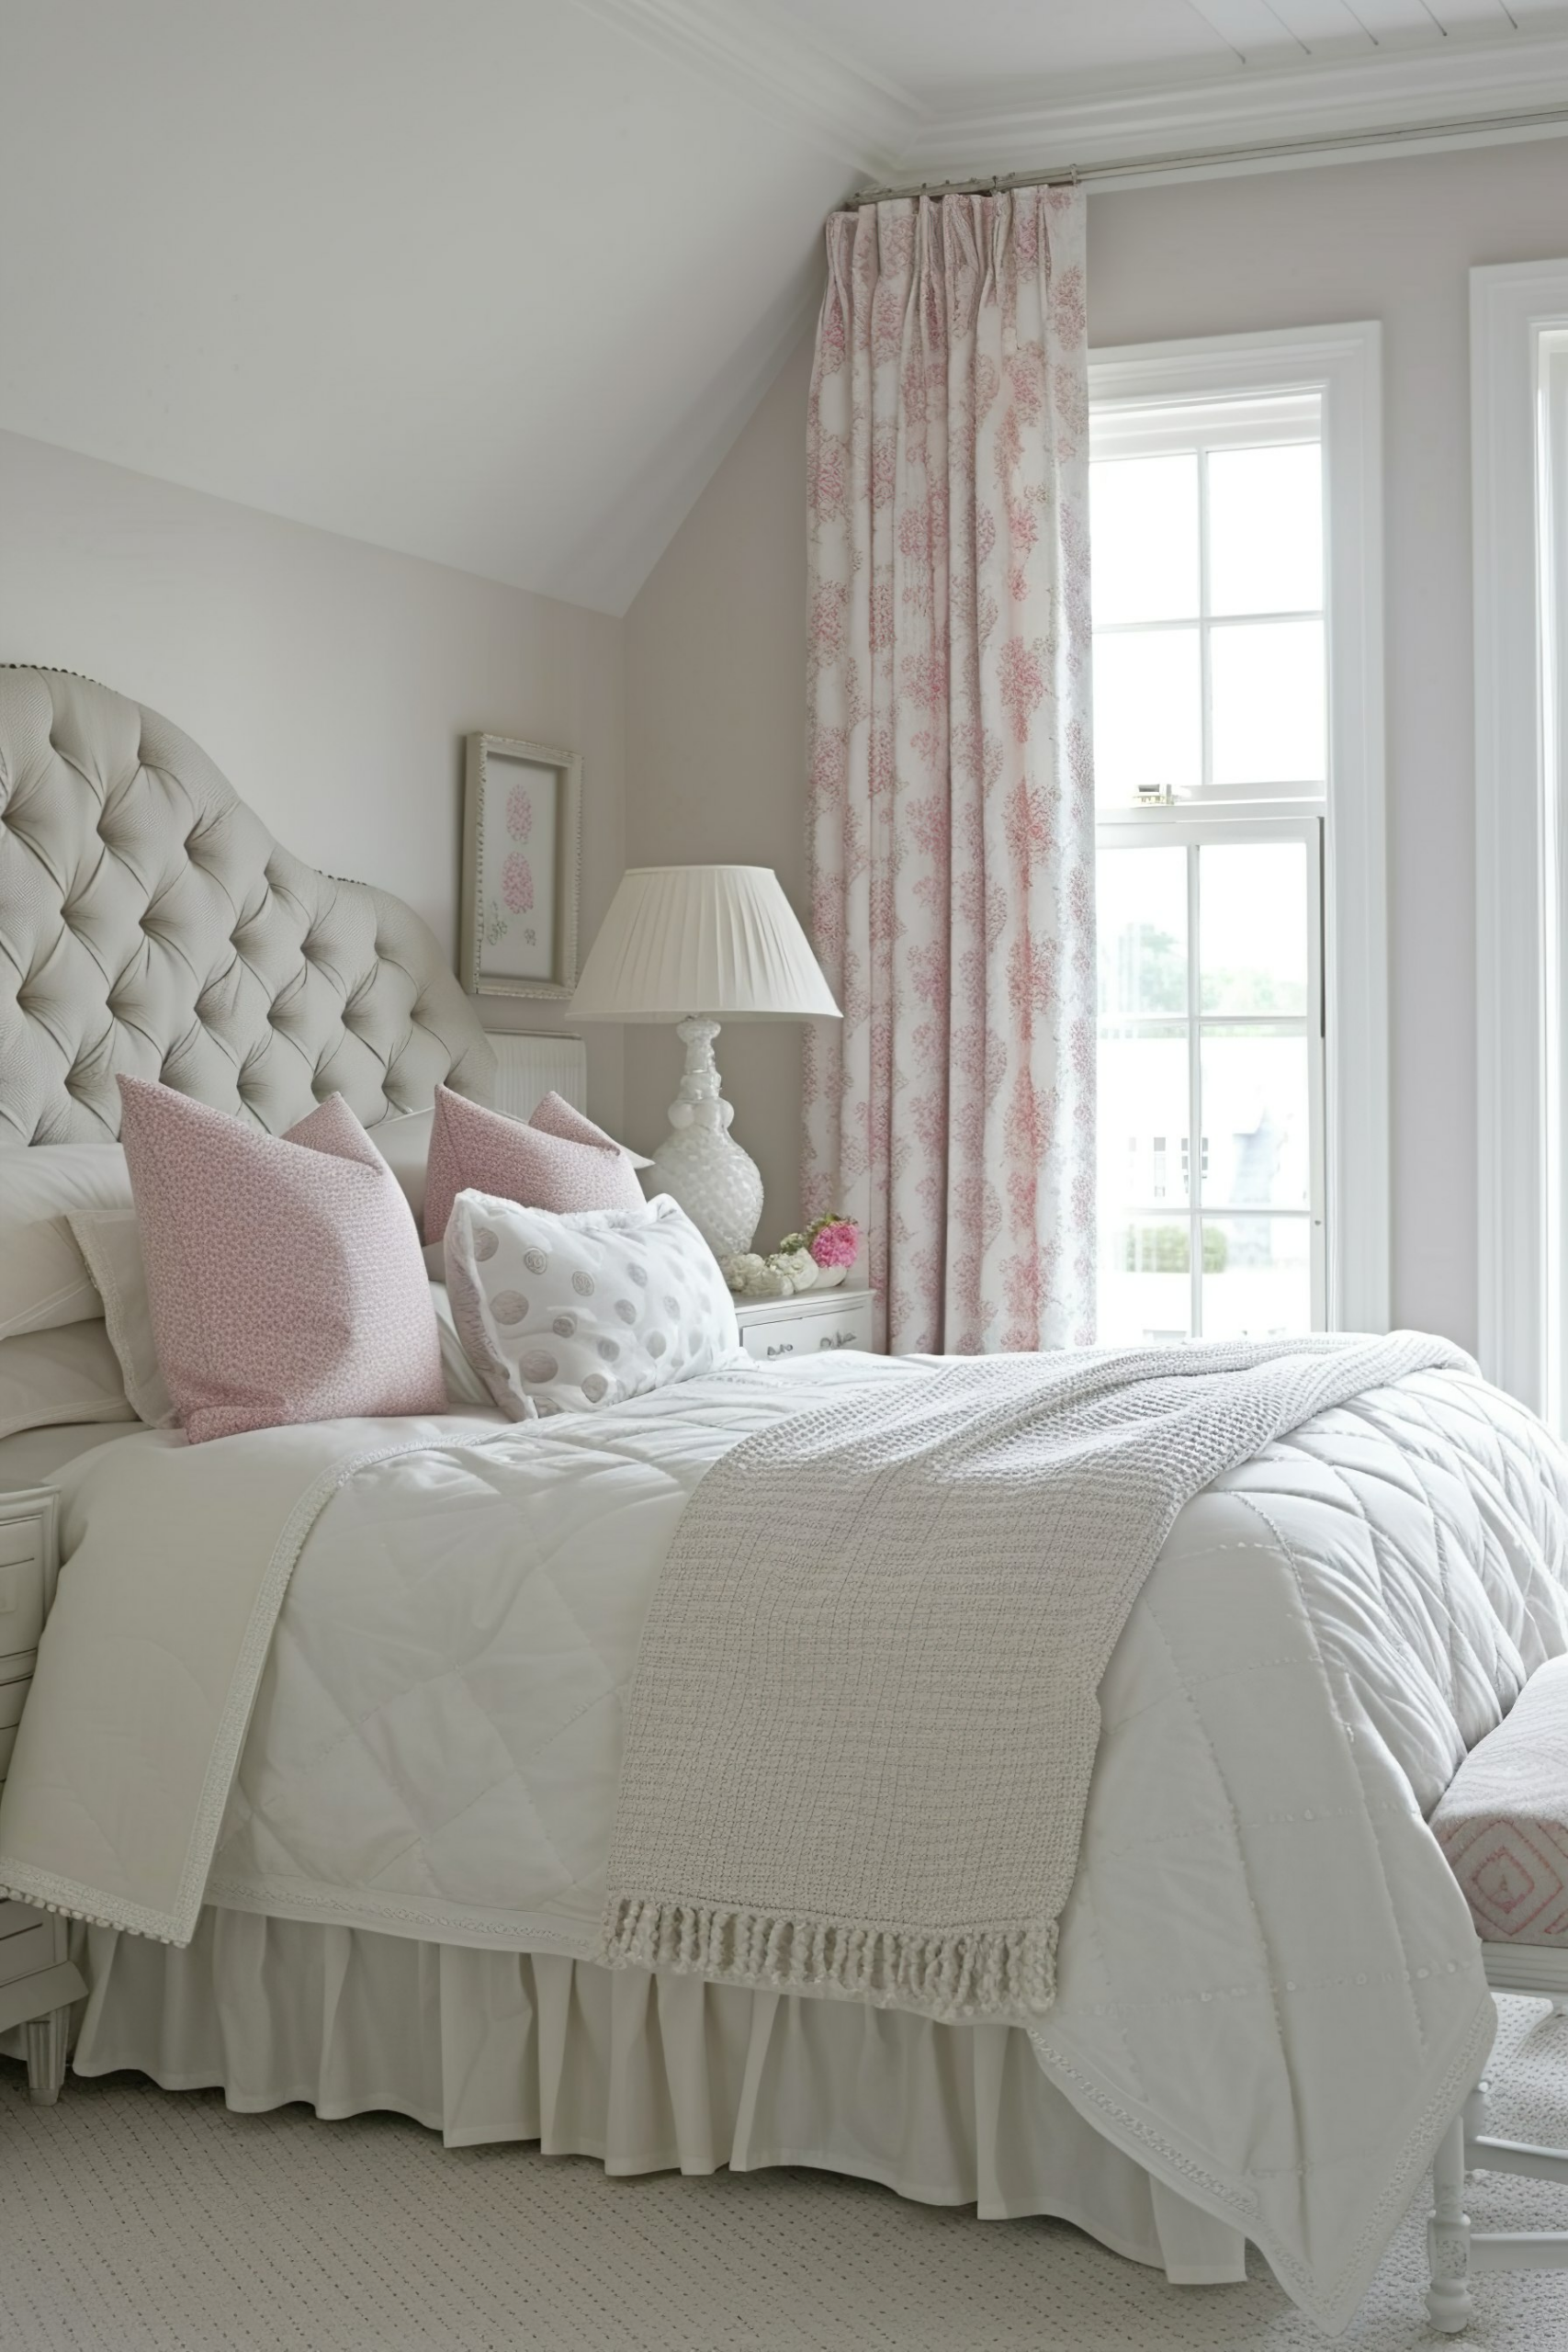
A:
[625, 135, 1568, 1345]
[624, 336, 818, 1237]
[0, 430, 626, 1127]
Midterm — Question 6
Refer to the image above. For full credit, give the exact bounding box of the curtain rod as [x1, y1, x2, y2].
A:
[841, 102, 1568, 207]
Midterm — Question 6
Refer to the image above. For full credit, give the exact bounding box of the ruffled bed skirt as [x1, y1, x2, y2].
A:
[8, 1907, 1247, 2286]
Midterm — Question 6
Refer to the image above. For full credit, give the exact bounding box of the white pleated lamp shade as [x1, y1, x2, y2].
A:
[570, 866, 840, 1023]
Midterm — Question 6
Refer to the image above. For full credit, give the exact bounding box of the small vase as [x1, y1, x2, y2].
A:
[809, 1262, 847, 1290]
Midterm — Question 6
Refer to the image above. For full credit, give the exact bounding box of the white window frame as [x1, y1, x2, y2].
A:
[1472, 259, 1568, 1429]
[1097, 810, 1327, 1337]
[1089, 324, 1388, 1334]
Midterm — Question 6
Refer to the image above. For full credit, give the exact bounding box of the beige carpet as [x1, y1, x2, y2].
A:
[2, 1997, 1564, 2352]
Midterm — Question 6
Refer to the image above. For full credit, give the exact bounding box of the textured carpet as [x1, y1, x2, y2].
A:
[2, 1997, 1564, 2352]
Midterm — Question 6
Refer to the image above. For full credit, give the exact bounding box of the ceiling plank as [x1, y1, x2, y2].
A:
[1349, 0, 1450, 38]
[1185, 0, 1308, 57]
[1267, 1, 1379, 45]
[1432, 0, 1523, 23]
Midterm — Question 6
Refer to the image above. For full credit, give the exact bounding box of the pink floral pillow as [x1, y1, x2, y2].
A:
[422, 1084, 646, 1246]
[118, 1079, 446, 1444]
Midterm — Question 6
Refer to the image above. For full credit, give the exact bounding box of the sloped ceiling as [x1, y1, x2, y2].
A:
[3, 0, 1565, 616]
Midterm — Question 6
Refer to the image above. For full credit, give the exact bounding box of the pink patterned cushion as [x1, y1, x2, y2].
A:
[422, 1084, 645, 1245]
[118, 1078, 446, 1444]
[1430, 1656, 1568, 1944]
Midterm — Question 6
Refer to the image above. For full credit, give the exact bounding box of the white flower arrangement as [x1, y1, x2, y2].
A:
[717, 1215, 860, 1298]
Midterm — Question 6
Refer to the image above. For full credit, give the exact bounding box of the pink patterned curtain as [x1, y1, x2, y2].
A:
[802, 187, 1096, 1354]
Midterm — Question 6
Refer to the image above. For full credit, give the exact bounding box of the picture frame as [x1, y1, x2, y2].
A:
[459, 732, 581, 1002]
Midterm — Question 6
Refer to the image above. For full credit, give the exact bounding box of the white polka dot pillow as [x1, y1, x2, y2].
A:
[444, 1191, 742, 1418]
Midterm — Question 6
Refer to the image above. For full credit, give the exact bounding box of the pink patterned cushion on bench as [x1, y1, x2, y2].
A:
[118, 1077, 445, 1444]
[1430, 1655, 1568, 1944]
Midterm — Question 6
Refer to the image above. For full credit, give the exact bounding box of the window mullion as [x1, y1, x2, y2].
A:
[1213, 442, 1222, 799]
[1188, 840, 1204, 1338]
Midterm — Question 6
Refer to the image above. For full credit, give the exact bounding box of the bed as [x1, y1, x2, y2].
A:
[2, 666, 1565, 2337]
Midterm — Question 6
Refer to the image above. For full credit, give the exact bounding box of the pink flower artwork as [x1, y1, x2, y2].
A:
[802, 187, 1096, 1356]
[505, 780, 534, 842]
[502, 852, 535, 915]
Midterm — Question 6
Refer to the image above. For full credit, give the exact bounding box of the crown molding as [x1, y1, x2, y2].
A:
[899, 31, 1568, 177]
[569, 0, 919, 179]
[574, 7, 1568, 190]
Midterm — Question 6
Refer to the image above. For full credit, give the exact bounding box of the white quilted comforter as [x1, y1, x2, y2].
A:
[8, 1352, 1568, 2332]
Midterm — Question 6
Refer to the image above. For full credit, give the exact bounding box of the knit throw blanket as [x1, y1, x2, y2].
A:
[604, 1332, 1471, 2024]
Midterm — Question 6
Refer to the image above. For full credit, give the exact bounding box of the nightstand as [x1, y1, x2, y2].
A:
[0, 1487, 85, 2104]
[733, 1286, 877, 1363]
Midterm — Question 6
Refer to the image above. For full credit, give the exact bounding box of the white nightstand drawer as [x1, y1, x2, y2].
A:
[0, 1672, 28, 1730]
[0, 1495, 53, 1670]
[737, 1290, 876, 1363]
[0, 1905, 52, 1990]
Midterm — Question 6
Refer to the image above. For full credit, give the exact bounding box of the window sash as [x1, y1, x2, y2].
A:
[1090, 323, 1387, 1336]
[1097, 812, 1326, 1339]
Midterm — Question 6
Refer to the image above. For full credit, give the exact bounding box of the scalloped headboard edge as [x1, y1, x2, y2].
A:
[0, 666, 495, 1143]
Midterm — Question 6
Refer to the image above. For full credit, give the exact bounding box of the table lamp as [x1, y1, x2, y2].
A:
[569, 865, 840, 1256]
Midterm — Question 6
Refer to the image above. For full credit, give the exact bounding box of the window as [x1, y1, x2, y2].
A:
[1473, 264, 1568, 1433]
[1089, 327, 1386, 1345]
[1098, 822, 1324, 1342]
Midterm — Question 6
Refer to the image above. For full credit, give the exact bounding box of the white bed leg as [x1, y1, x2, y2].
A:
[1427, 2110, 1474, 2334]
[25, 2006, 69, 2106]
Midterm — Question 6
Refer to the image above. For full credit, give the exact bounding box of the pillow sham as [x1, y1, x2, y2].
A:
[73, 1197, 491, 1426]
[445, 1190, 742, 1419]
[0, 1324, 138, 1444]
[429, 1281, 493, 1411]
[423, 1085, 646, 1247]
[69, 1207, 178, 1428]
[368, 1106, 434, 1227]
[118, 1079, 446, 1444]
[529, 1091, 652, 1167]
[0, 1144, 135, 1340]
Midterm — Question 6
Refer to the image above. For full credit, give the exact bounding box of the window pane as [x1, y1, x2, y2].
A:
[1098, 844, 1188, 1018]
[1090, 454, 1200, 625]
[1201, 1217, 1312, 1338]
[1200, 1031, 1312, 1210]
[1207, 443, 1323, 616]
[1100, 1217, 1194, 1344]
[1211, 618, 1325, 787]
[1093, 628, 1201, 803]
[1199, 840, 1309, 1015]
[1100, 1023, 1190, 1208]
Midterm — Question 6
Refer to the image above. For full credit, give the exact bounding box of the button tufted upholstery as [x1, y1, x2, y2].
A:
[0, 668, 494, 1144]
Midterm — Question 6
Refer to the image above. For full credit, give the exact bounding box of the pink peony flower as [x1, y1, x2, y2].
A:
[502, 852, 535, 914]
[810, 1218, 858, 1270]
[505, 781, 533, 841]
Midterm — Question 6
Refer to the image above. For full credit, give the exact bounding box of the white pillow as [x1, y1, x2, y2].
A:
[71, 1203, 491, 1423]
[0, 1145, 135, 1340]
[368, 1107, 434, 1227]
[0, 1324, 138, 1442]
[444, 1191, 742, 1419]
[70, 1208, 178, 1426]
[430, 1281, 493, 1410]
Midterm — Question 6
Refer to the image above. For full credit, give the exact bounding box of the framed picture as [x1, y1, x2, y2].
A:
[459, 732, 581, 1001]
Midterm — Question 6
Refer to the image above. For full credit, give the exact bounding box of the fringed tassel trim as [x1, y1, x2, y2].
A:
[603, 1897, 1057, 2022]
[0, 1885, 176, 1939]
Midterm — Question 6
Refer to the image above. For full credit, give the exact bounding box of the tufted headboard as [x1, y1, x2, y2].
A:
[0, 667, 495, 1145]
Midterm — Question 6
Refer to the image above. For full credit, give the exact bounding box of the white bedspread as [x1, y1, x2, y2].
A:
[4, 1352, 1566, 2331]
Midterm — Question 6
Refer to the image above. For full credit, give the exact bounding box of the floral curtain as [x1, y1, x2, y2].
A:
[802, 187, 1096, 1354]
